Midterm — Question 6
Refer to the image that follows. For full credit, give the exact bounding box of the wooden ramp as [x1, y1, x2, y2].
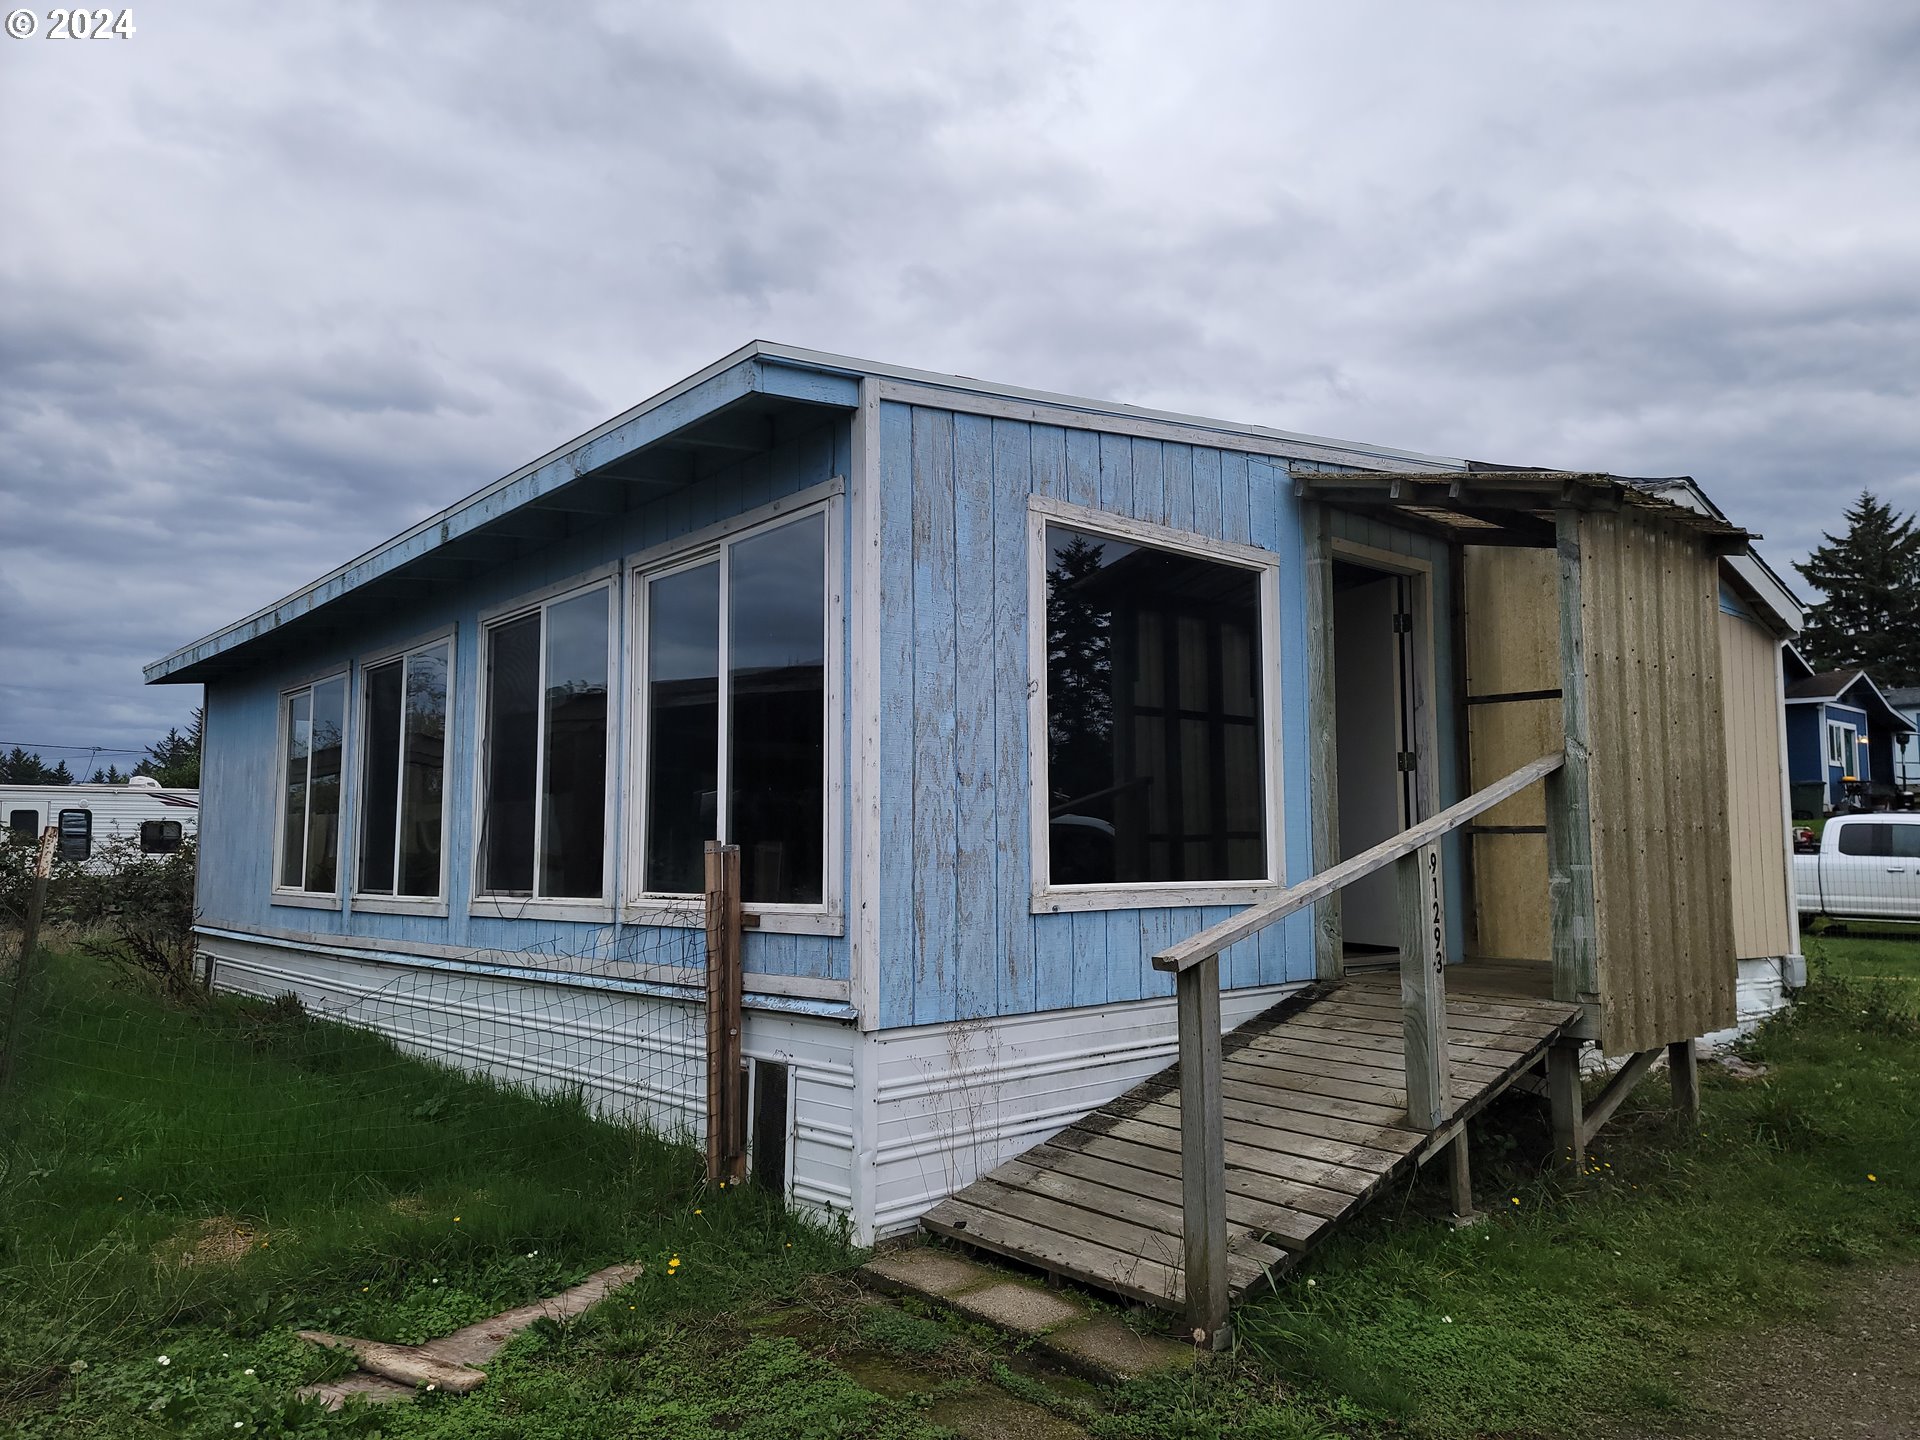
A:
[920, 966, 1581, 1312]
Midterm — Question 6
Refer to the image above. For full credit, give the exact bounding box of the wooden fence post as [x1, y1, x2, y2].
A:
[1176, 951, 1229, 1349]
[1397, 841, 1451, 1132]
[704, 841, 746, 1186]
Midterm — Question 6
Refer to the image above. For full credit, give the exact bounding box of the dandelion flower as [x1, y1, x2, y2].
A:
[1869, 1174, 1878, 1182]
[1510, 1197, 1520, 1206]
[453, 1216, 461, 1223]
[157, 1356, 170, 1367]
[694, 1209, 702, 1216]
[1305, 1278, 1315, 1287]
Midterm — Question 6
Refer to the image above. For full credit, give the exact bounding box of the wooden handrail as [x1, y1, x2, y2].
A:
[1153, 751, 1566, 974]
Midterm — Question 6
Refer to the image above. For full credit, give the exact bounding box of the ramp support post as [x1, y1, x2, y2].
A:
[1176, 952, 1230, 1350]
[1668, 1039, 1700, 1125]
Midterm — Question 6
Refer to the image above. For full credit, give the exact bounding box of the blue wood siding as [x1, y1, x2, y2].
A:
[198, 419, 853, 983]
[873, 406, 1316, 1029]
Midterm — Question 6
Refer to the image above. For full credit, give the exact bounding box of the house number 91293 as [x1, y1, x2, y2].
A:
[1427, 848, 1444, 977]
[5, 9, 135, 39]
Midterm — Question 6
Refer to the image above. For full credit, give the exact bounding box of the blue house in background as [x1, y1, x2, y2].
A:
[1889, 687, 1920, 795]
[1783, 645, 1915, 812]
[146, 342, 1793, 1243]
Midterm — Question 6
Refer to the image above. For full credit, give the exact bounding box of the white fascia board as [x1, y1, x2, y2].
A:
[753, 342, 1469, 471]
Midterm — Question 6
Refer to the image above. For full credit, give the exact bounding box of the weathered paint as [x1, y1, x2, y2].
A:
[197, 419, 853, 983]
[872, 407, 1316, 1029]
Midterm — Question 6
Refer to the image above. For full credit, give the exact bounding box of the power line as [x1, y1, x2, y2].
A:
[0, 740, 152, 755]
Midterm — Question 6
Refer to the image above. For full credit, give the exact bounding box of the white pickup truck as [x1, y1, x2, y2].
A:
[1794, 813, 1920, 922]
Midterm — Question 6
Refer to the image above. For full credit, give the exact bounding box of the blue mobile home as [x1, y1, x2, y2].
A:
[148, 344, 1798, 1244]
[1782, 645, 1914, 812]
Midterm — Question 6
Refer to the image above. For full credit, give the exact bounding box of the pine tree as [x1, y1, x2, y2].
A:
[0, 748, 72, 784]
[134, 710, 202, 789]
[1794, 491, 1920, 686]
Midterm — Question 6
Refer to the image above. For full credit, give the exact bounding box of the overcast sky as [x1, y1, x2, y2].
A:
[3, 2, 1916, 763]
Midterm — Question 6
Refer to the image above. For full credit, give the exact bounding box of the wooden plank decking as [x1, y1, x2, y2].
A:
[920, 965, 1581, 1312]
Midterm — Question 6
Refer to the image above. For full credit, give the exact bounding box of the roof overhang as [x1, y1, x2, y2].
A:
[1291, 469, 1756, 551]
[146, 347, 860, 684]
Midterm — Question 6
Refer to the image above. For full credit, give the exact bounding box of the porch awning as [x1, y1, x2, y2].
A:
[1291, 469, 1757, 553]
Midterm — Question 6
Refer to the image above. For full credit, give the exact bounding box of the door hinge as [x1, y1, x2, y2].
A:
[1397, 751, 1419, 773]
[1393, 612, 1414, 634]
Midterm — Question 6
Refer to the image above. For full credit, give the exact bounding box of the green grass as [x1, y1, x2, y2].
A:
[4, 939, 1918, 1439]
[0, 953, 894, 1438]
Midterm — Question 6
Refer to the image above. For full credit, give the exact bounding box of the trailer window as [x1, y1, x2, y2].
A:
[7, 809, 35, 839]
[140, 819, 183, 854]
[277, 674, 347, 894]
[357, 640, 450, 898]
[637, 508, 828, 905]
[479, 584, 611, 899]
[1042, 523, 1268, 886]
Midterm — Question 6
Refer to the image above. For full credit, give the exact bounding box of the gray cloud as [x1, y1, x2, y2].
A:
[1, 0, 1915, 756]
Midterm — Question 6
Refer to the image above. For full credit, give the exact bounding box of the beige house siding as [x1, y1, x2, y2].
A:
[1719, 607, 1795, 960]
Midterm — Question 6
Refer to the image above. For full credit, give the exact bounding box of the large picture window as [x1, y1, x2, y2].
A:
[1042, 522, 1267, 887]
[640, 509, 827, 905]
[278, 674, 347, 894]
[479, 585, 610, 899]
[357, 639, 450, 898]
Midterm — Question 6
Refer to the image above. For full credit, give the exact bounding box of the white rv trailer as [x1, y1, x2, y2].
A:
[1, 778, 199, 861]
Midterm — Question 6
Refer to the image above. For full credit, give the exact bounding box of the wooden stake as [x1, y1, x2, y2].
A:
[1447, 1132, 1483, 1228]
[704, 842, 746, 1186]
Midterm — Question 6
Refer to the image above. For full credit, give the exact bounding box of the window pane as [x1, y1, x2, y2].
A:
[1892, 825, 1920, 860]
[399, 644, 449, 896]
[358, 659, 403, 894]
[280, 689, 311, 888]
[483, 614, 541, 893]
[541, 590, 609, 898]
[304, 677, 346, 893]
[140, 820, 183, 854]
[1044, 524, 1264, 885]
[729, 515, 826, 905]
[9, 809, 37, 837]
[645, 562, 720, 894]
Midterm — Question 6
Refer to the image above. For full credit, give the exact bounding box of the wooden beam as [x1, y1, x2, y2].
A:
[1668, 1039, 1700, 1124]
[1447, 1133, 1482, 1227]
[1176, 953, 1230, 1348]
[1304, 501, 1342, 981]
[1580, 1046, 1660, 1142]
[704, 842, 747, 1186]
[1545, 508, 1600, 1006]
[1547, 1039, 1584, 1168]
[1397, 842, 1451, 1130]
[1155, 752, 1565, 974]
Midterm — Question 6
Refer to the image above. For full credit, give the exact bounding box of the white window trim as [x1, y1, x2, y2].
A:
[1828, 718, 1859, 775]
[624, 496, 845, 935]
[349, 626, 457, 918]
[271, 669, 351, 909]
[467, 574, 620, 919]
[1026, 494, 1285, 915]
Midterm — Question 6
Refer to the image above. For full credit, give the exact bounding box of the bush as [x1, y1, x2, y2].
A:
[0, 832, 198, 999]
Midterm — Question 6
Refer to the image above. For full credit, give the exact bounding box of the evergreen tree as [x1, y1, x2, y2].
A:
[0, 748, 72, 784]
[134, 710, 202, 789]
[88, 765, 129, 784]
[1794, 491, 1920, 686]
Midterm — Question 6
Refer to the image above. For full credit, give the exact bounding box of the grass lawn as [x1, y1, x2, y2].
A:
[1, 937, 1915, 1439]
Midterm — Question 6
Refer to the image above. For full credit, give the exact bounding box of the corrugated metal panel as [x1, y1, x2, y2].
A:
[1579, 511, 1737, 1052]
[1719, 611, 1794, 960]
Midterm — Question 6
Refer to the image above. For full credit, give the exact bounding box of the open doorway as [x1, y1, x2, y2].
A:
[1332, 558, 1422, 957]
